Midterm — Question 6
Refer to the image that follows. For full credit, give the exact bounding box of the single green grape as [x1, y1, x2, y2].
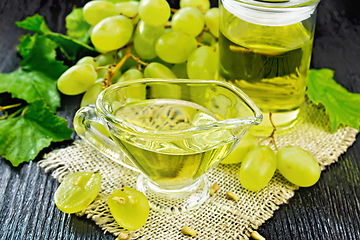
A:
[199, 31, 217, 46]
[171, 7, 205, 37]
[205, 8, 219, 38]
[138, 0, 171, 27]
[180, 0, 210, 12]
[76, 56, 99, 68]
[91, 15, 133, 52]
[80, 79, 104, 107]
[155, 31, 198, 64]
[239, 145, 277, 192]
[83, 1, 118, 26]
[117, 68, 144, 83]
[115, 1, 139, 18]
[144, 62, 177, 79]
[108, 187, 150, 230]
[187, 45, 218, 80]
[276, 146, 321, 187]
[208, 90, 232, 118]
[144, 63, 182, 99]
[96, 51, 118, 66]
[57, 64, 97, 95]
[222, 132, 258, 164]
[134, 20, 165, 60]
[54, 171, 102, 213]
[171, 62, 188, 79]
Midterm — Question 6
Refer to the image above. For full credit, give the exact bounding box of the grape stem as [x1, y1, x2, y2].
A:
[104, 45, 133, 88]
[197, 30, 205, 43]
[136, 64, 143, 71]
[113, 44, 132, 74]
[96, 66, 115, 71]
[268, 112, 278, 151]
[102, 43, 150, 88]
[258, 111, 278, 151]
[171, 8, 178, 13]
[130, 55, 149, 67]
[132, 13, 139, 19]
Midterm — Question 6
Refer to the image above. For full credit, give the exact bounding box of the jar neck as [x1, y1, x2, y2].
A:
[221, 0, 320, 26]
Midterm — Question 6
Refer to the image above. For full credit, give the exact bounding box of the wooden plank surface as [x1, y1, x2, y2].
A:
[0, 0, 359, 239]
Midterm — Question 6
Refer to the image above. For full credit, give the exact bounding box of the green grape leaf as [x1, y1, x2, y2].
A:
[15, 13, 51, 34]
[16, 14, 98, 60]
[19, 34, 68, 79]
[307, 69, 360, 132]
[65, 7, 91, 43]
[45, 33, 98, 60]
[0, 100, 73, 167]
[0, 70, 60, 112]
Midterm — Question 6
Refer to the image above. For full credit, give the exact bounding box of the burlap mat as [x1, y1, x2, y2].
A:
[38, 100, 358, 239]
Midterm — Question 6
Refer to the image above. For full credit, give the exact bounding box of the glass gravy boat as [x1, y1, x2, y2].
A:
[74, 79, 262, 212]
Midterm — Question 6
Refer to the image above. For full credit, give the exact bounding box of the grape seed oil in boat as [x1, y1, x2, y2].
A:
[111, 99, 236, 188]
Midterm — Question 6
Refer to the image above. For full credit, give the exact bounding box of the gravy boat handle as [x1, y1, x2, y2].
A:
[73, 105, 139, 172]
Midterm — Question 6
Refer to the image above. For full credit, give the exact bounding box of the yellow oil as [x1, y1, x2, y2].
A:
[110, 99, 236, 188]
[219, 20, 314, 135]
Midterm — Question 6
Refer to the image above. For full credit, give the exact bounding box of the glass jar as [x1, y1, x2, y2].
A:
[218, 0, 320, 136]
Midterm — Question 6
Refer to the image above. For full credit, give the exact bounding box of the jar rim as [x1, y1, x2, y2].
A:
[221, 0, 320, 26]
[221, 0, 321, 9]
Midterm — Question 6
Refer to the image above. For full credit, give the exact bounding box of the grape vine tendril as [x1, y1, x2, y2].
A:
[0, 103, 22, 113]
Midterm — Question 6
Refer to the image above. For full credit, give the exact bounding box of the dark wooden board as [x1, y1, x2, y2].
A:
[0, 0, 359, 239]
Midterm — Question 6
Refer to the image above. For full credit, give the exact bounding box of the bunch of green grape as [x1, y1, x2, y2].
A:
[54, 171, 150, 230]
[57, 0, 219, 107]
[222, 132, 322, 192]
